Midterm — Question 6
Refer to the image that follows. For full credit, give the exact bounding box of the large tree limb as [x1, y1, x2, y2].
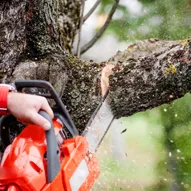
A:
[109, 38, 191, 118]
[1, 0, 191, 136]
[8, 38, 191, 135]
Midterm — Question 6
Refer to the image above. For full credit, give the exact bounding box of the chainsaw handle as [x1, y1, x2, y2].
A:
[39, 110, 60, 183]
[15, 80, 79, 137]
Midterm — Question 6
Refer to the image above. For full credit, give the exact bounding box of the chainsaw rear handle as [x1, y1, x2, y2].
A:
[39, 110, 60, 183]
[15, 80, 79, 137]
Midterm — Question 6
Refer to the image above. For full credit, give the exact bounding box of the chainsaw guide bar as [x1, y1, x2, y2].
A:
[83, 92, 115, 153]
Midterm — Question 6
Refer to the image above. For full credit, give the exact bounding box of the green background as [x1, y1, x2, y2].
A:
[92, 0, 191, 190]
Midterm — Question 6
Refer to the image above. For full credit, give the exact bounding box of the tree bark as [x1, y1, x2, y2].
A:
[1, 1, 191, 135]
[109, 39, 191, 118]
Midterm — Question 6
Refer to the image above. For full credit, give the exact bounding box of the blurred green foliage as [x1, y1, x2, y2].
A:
[149, 95, 191, 191]
[92, 0, 191, 191]
[99, 0, 191, 41]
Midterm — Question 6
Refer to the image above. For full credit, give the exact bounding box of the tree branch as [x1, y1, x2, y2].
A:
[109, 38, 191, 119]
[83, 0, 101, 23]
[80, 0, 119, 55]
[76, 0, 85, 58]
[2, 0, 191, 139]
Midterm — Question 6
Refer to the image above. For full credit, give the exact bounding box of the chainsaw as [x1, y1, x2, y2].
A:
[0, 80, 114, 191]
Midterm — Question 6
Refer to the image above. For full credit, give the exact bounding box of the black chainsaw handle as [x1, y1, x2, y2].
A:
[15, 80, 79, 137]
[39, 110, 60, 183]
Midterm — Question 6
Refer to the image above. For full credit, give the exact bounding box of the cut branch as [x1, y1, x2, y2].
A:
[83, 0, 101, 23]
[109, 39, 191, 119]
[80, 0, 119, 55]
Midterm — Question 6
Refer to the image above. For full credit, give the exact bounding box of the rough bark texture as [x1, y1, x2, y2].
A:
[0, 0, 27, 80]
[1, 0, 191, 136]
[25, 0, 81, 56]
[0, 0, 81, 81]
[109, 39, 191, 118]
[10, 53, 103, 134]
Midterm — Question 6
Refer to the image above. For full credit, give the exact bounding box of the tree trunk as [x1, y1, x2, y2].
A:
[1, 1, 191, 135]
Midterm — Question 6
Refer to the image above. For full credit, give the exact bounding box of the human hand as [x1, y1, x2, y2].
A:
[7, 93, 54, 130]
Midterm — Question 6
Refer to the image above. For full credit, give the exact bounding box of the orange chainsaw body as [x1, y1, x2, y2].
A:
[0, 118, 99, 191]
